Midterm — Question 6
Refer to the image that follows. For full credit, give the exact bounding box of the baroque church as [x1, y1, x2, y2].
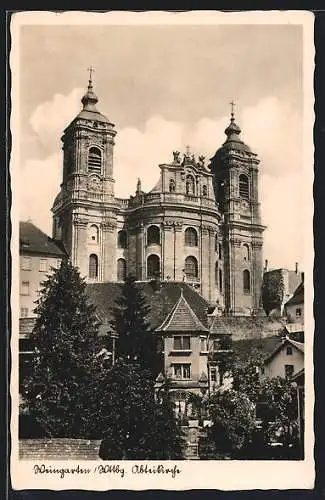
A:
[52, 76, 266, 315]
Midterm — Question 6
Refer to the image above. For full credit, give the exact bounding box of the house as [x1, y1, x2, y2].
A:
[260, 337, 304, 380]
[284, 278, 304, 326]
[19, 221, 66, 320]
[19, 221, 66, 389]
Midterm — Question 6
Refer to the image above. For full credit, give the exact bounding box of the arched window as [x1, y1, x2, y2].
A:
[117, 230, 127, 249]
[215, 261, 219, 284]
[243, 244, 250, 261]
[89, 254, 98, 279]
[147, 225, 160, 245]
[243, 269, 251, 293]
[186, 175, 195, 195]
[147, 254, 160, 279]
[89, 224, 99, 243]
[88, 147, 102, 173]
[185, 227, 198, 247]
[185, 256, 198, 279]
[169, 179, 176, 193]
[202, 185, 208, 197]
[117, 258, 127, 281]
[219, 269, 223, 293]
[239, 174, 249, 198]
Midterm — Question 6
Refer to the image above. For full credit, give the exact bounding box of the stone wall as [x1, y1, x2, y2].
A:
[19, 439, 101, 461]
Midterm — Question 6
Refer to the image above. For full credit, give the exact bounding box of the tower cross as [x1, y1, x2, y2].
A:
[87, 66, 95, 82]
[230, 100, 236, 118]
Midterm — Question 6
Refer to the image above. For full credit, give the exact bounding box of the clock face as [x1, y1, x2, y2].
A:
[241, 199, 250, 211]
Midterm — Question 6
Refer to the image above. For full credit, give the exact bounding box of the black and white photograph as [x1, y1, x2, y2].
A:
[10, 10, 314, 491]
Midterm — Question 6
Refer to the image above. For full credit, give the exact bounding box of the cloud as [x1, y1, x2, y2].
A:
[29, 88, 83, 153]
[19, 153, 62, 233]
[260, 172, 303, 269]
[21, 91, 304, 270]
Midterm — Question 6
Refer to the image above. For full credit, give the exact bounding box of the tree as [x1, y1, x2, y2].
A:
[151, 381, 184, 459]
[258, 376, 299, 447]
[21, 260, 103, 438]
[208, 389, 256, 457]
[232, 349, 264, 403]
[261, 270, 285, 316]
[111, 275, 157, 375]
[213, 334, 234, 387]
[97, 362, 184, 459]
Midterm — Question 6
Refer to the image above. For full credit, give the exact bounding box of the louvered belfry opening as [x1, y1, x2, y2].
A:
[239, 174, 249, 198]
[88, 146, 102, 173]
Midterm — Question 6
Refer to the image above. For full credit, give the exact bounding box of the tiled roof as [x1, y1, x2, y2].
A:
[149, 176, 162, 193]
[264, 337, 304, 364]
[291, 367, 304, 383]
[288, 271, 303, 295]
[289, 339, 305, 353]
[209, 316, 233, 335]
[86, 280, 211, 336]
[156, 289, 209, 332]
[285, 281, 304, 307]
[20, 221, 66, 257]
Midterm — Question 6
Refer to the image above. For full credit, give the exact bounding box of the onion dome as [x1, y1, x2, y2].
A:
[71, 74, 112, 125]
[221, 111, 251, 153]
[81, 78, 99, 112]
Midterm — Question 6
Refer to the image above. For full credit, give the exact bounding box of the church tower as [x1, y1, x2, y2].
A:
[210, 107, 266, 315]
[52, 72, 118, 281]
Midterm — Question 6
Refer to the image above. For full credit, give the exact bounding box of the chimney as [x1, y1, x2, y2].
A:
[295, 262, 299, 274]
[264, 259, 268, 272]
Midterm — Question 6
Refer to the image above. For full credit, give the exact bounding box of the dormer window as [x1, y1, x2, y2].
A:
[88, 146, 102, 173]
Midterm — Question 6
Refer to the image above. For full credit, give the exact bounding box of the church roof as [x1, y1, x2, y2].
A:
[86, 281, 211, 336]
[66, 77, 113, 129]
[210, 112, 254, 161]
[208, 316, 233, 335]
[149, 176, 162, 193]
[156, 289, 209, 332]
[20, 221, 66, 257]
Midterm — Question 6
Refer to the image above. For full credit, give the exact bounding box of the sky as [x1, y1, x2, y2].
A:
[17, 21, 306, 270]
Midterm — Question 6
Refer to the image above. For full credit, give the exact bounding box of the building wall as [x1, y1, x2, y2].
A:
[20, 254, 62, 318]
[261, 344, 304, 380]
[286, 302, 304, 324]
[164, 333, 208, 383]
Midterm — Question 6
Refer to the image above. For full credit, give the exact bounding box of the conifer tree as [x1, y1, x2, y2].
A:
[21, 260, 103, 438]
[97, 278, 183, 459]
[111, 275, 157, 375]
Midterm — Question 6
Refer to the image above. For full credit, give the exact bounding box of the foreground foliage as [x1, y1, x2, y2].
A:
[21, 260, 103, 438]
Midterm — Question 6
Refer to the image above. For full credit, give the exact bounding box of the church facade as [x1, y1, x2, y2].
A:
[52, 78, 265, 315]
